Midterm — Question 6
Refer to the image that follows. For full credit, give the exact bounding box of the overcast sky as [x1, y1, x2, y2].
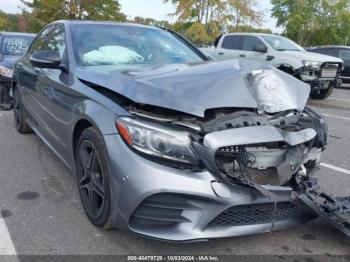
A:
[0, 0, 282, 33]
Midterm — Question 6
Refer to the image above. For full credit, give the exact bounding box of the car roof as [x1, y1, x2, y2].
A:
[52, 20, 161, 30]
[0, 31, 36, 37]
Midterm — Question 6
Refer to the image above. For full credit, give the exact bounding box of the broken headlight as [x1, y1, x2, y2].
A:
[116, 117, 200, 165]
[303, 60, 321, 70]
[0, 65, 13, 78]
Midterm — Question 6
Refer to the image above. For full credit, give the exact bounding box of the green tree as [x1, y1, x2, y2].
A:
[21, 0, 126, 32]
[186, 22, 210, 45]
[272, 0, 350, 46]
[0, 10, 7, 30]
[225, 0, 264, 29]
[165, 0, 266, 45]
[228, 24, 272, 34]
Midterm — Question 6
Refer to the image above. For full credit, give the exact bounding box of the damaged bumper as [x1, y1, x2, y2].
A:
[105, 107, 328, 242]
[297, 62, 343, 91]
[105, 135, 314, 242]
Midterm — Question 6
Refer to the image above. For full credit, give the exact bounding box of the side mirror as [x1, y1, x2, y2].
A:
[29, 50, 61, 69]
[253, 44, 267, 53]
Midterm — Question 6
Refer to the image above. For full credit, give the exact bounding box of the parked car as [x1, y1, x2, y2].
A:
[0, 32, 35, 109]
[307, 45, 350, 86]
[13, 21, 328, 242]
[200, 33, 344, 99]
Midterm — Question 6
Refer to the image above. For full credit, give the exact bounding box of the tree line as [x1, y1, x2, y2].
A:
[0, 0, 349, 47]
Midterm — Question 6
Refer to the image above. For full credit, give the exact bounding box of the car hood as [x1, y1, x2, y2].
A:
[76, 60, 310, 117]
[281, 50, 344, 64]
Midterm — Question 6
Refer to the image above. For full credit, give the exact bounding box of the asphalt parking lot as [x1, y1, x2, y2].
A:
[0, 88, 349, 258]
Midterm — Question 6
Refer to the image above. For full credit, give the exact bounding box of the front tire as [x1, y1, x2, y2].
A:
[75, 127, 112, 229]
[13, 87, 32, 133]
[310, 84, 334, 99]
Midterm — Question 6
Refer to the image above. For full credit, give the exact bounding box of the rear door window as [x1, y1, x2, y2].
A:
[221, 35, 243, 50]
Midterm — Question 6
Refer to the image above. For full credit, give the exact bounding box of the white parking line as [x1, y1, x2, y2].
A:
[321, 163, 350, 175]
[328, 97, 350, 103]
[0, 216, 16, 255]
[322, 114, 350, 121]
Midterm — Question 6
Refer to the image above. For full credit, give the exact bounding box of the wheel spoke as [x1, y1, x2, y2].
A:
[79, 143, 95, 171]
[87, 186, 95, 217]
[92, 179, 105, 199]
[79, 172, 90, 189]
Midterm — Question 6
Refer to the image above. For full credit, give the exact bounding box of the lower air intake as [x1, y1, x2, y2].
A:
[130, 193, 197, 229]
[207, 202, 300, 227]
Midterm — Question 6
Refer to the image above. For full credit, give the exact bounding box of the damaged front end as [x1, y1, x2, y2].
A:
[115, 65, 349, 239]
[193, 106, 326, 199]
[296, 61, 343, 92]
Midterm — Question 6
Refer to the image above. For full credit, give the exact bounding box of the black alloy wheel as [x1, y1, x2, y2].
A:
[76, 127, 112, 228]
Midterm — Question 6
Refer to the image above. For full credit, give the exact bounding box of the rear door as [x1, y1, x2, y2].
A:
[215, 35, 244, 61]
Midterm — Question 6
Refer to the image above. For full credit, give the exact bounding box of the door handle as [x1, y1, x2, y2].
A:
[239, 54, 246, 58]
[218, 52, 224, 55]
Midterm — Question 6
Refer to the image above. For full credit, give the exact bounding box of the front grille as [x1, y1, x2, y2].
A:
[207, 202, 300, 227]
[321, 63, 338, 78]
[130, 193, 198, 229]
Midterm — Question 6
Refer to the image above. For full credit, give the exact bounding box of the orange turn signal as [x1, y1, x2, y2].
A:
[116, 121, 133, 145]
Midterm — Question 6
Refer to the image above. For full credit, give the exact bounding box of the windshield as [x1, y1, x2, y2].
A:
[261, 35, 304, 51]
[1, 35, 34, 56]
[71, 24, 204, 68]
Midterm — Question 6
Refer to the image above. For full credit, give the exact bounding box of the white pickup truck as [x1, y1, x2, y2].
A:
[200, 33, 343, 99]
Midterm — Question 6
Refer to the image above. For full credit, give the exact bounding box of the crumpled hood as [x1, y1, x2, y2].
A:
[282, 50, 344, 64]
[76, 60, 310, 117]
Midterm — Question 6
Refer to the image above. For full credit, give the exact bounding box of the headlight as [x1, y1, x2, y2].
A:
[116, 117, 200, 165]
[0, 65, 14, 78]
[302, 60, 321, 70]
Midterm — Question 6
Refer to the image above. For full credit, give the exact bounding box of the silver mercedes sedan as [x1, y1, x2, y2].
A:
[12, 20, 327, 242]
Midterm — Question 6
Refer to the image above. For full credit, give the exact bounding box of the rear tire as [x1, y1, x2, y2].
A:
[13, 87, 32, 134]
[75, 127, 113, 229]
[310, 84, 334, 99]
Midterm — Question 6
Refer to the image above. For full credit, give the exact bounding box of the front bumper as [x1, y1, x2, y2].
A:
[103, 135, 314, 242]
[307, 77, 342, 92]
[298, 62, 343, 92]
